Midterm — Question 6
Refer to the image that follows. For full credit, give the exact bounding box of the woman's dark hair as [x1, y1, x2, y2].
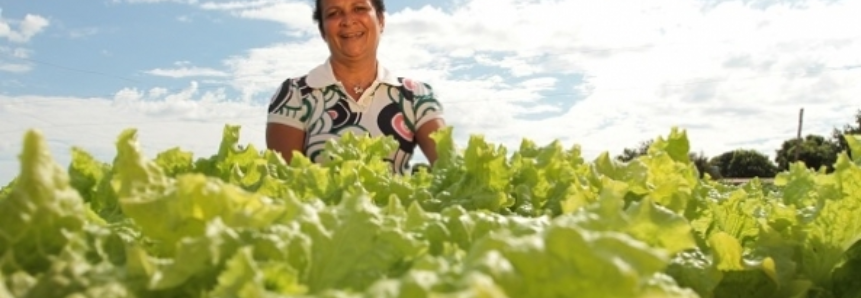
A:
[312, 0, 386, 36]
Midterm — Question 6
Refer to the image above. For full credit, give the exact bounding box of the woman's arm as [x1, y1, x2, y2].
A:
[266, 122, 306, 164]
[415, 118, 446, 166]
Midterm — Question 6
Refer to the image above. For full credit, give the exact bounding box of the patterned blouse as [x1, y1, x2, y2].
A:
[267, 59, 444, 174]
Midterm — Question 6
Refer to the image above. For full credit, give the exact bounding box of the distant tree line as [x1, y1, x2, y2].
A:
[616, 109, 861, 179]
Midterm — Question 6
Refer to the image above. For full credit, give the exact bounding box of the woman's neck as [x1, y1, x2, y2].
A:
[330, 58, 378, 84]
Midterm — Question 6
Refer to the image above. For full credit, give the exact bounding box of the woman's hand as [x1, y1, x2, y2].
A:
[266, 123, 306, 164]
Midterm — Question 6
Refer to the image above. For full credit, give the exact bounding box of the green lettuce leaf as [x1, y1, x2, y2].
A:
[0, 130, 87, 275]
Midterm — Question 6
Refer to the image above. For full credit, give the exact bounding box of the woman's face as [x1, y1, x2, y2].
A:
[320, 0, 384, 62]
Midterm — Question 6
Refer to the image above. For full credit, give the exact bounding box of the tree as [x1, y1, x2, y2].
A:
[690, 151, 721, 179]
[774, 134, 838, 172]
[616, 140, 653, 162]
[710, 149, 778, 178]
[831, 109, 861, 159]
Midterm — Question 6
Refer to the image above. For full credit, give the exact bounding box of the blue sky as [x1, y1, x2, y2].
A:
[2, 0, 860, 183]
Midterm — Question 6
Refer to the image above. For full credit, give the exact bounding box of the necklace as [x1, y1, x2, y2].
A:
[335, 64, 377, 96]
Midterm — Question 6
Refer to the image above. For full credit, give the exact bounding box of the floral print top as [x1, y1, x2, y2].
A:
[267, 59, 444, 174]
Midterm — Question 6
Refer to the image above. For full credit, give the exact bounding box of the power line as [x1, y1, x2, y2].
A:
[14, 57, 141, 84]
[0, 117, 267, 136]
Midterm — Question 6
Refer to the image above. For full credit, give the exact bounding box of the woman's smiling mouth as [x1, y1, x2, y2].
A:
[341, 32, 365, 39]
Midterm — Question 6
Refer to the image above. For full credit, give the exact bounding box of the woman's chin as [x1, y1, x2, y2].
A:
[334, 50, 374, 61]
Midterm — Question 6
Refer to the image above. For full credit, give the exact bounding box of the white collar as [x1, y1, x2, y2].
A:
[305, 58, 402, 88]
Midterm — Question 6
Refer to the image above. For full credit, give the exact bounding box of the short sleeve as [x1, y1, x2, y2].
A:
[410, 81, 444, 129]
[267, 78, 308, 130]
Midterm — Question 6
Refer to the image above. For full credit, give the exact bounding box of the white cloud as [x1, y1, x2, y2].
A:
[0, 13, 50, 43]
[145, 66, 230, 78]
[111, 81, 251, 120]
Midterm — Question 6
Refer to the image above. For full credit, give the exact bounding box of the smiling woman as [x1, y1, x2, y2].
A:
[265, 0, 448, 175]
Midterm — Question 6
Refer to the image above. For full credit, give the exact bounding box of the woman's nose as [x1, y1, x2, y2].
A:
[340, 12, 355, 27]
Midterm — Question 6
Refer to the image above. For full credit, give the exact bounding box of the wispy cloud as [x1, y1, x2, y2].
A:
[114, 0, 199, 4]
[199, 0, 316, 35]
[145, 67, 230, 78]
[0, 61, 31, 73]
[1, 79, 24, 88]
[12, 48, 30, 58]
[67, 27, 100, 39]
[197, 0, 281, 10]
[0, 46, 32, 72]
[0, 11, 47, 74]
[110, 0, 316, 34]
[0, 46, 31, 59]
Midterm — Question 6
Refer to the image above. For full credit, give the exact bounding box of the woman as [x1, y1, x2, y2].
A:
[266, 0, 447, 175]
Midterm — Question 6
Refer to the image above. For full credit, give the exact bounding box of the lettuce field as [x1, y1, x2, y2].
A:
[1, 124, 860, 298]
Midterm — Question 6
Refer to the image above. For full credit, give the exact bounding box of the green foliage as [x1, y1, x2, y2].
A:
[618, 139, 719, 179]
[710, 149, 778, 178]
[616, 139, 654, 162]
[775, 134, 839, 173]
[831, 109, 861, 159]
[1, 124, 860, 298]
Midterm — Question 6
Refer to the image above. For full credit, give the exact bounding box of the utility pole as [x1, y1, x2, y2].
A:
[796, 108, 804, 162]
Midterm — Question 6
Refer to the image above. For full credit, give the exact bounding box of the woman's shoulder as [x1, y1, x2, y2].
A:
[391, 77, 437, 98]
[278, 74, 312, 87]
[273, 74, 315, 97]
